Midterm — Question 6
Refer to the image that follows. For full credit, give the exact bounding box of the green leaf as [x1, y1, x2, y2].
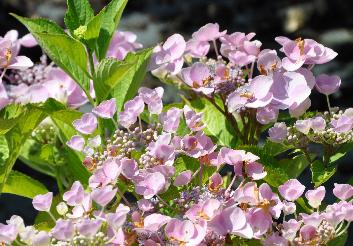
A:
[0, 105, 46, 193]
[112, 48, 153, 111]
[64, 0, 94, 33]
[12, 15, 91, 95]
[94, 57, 134, 103]
[83, 12, 104, 49]
[185, 97, 237, 147]
[95, 0, 128, 60]
[19, 139, 56, 177]
[328, 231, 348, 246]
[2, 170, 48, 199]
[0, 135, 9, 166]
[330, 143, 353, 164]
[311, 160, 336, 187]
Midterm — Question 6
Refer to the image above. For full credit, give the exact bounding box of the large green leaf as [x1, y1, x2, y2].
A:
[311, 160, 336, 187]
[64, 0, 94, 33]
[0, 105, 47, 192]
[185, 97, 237, 148]
[95, 0, 128, 60]
[12, 15, 91, 95]
[328, 231, 348, 246]
[3, 170, 48, 199]
[112, 48, 153, 111]
[93, 57, 134, 103]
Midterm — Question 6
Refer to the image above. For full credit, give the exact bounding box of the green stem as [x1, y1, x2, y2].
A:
[326, 95, 332, 115]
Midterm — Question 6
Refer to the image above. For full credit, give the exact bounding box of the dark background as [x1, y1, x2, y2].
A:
[1, 0, 353, 243]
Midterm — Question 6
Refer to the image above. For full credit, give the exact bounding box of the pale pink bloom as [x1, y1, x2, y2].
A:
[295, 119, 312, 134]
[32, 192, 53, 212]
[185, 39, 210, 58]
[140, 213, 171, 232]
[66, 135, 85, 151]
[331, 114, 353, 133]
[119, 96, 145, 128]
[256, 105, 279, 124]
[174, 170, 193, 186]
[333, 183, 353, 200]
[147, 133, 175, 166]
[76, 219, 102, 238]
[181, 62, 214, 95]
[32, 231, 50, 246]
[257, 49, 282, 75]
[305, 186, 325, 208]
[282, 201, 296, 215]
[183, 105, 205, 131]
[137, 199, 154, 212]
[106, 204, 130, 231]
[208, 173, 223, 192]
[72, 113, 98, 135]
[138, 86, 164, 114]
[182, 132, 216, 158]
[185, 199, 221, 222]
[0, 223, 18, 243]
[150, 34, 186, 75]
[165, 218, 207, 246]
[135, 172, 166, 199]
[263, 233, 288, 246]
[268, 122, 287, 143]
[282, 219, 301, 241]
[91, 185, 117, 207]
[63, 181, 85, 206]
[92, 98, 116, 119]
[300, 212, 322, 227]
[208, 205, 253, 238]
[192, 23, 226, 42]
[159, 107, 182, 133]
[278, 179, 305, 201]
[107, 31, 142, 60]
[51, 219, 74, 241]
[299, 225, 317, 242]
[289, 98, 311, 118]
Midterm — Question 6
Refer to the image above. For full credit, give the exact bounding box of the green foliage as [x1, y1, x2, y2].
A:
[12, 15, 91, 97]
[185, 97, 237, 147]
[3, 170, 48, 199]
[311, 160, 336, 187]
[64, 0, 94, 34]
[111, 48, 153, 111]
[95, 0, 128, 61]
[328, 231, 348, 246]
[94, 57, 134, 103]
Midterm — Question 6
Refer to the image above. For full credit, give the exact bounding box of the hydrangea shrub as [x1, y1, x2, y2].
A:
[0, 0, 352, 245]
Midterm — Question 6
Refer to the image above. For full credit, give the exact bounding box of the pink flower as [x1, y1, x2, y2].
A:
[208, 205, 253, 238]
[220, 32, 259, 60]
[182, 132, 216, 158]
[333, 183, 353, 200]
[299, 225, 317, 242]
[91, 185, 117, 207]
[135, 172, 166, 199]
[227, 75, 273, 111]
[181, 62, 214, 95]
[282, 219, 301, 241]
[174, 170, 193, 186]
[268, 122, 287, 143]
[32, 231, 50, 246]
[107, 31, 142, 60]
[263, 233, 288, 246]
[66, 135, 85, 151]
[32, 192, 53, 212]
[256, 105, 279, 124]
[149, 34, 186, 75]
[331, 114, 353, 133]
[147, 133, 175, 166]
[51, 219, 74, 241]
[106, 204, 130, 230]
[305, 186, 325, 208]
[185, 39, 210, 58]
[310, 116, 326, 132]
[315, 74, 341, 95]
[183, 105, 205, 131]
[92, 98, 116, 119]
[257, 49, 282, 75]
[137, 199, 154, 212]
[138, 87, 164, 114]
[159, 107, 182, 133]
[140, 213, 171, 232]
[165, 218, 207, 246]
[63, 181, 85, 206]
[192, 23, 226, 42]
[76, 219, 102, 238]
[119, 96, 145, 128]
[208, 173, 223, 192]
[185, 199, 221, 222]
[72, 113, 98, 135]
[289, 98, 311, 118]
[278, 179, 305, 201]
[0, 223, 17, 243]
[275, 37, 337, 71]
[295, 119, 312, 134]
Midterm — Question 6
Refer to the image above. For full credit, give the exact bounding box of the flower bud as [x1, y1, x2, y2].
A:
[315, 74, 341, 95]
[56, 202, 68, 216]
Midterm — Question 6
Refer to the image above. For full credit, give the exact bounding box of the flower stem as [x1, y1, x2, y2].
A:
[212, 40, 220, 58]
[326, 95, 332, 115]
[0, 68, 7, 80]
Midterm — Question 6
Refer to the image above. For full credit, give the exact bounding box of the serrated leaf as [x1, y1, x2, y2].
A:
[95, 0, 128, 60]
[64, 0, 94, 33]
[184, 97, 237, 148]
[12, 15, 91, 96]
[311, 160, 336, 187]
[111, 48, 153, 111]
[3, 170, 48, 199]
[84, 11, 104, 49]
[94, 57, 134, 103]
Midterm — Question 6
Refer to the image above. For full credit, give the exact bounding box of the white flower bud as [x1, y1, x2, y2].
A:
[56, 202, 68, 215]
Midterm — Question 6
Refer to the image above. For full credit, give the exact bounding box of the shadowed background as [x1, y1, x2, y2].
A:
[1, 0, 353, 242]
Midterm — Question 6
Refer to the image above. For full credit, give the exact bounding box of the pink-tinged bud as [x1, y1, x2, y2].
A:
[315, 74, 341, 95]
[333, 183, 353, 200]
[278, 179, 305, 201]
[32, 192, 53, 212]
